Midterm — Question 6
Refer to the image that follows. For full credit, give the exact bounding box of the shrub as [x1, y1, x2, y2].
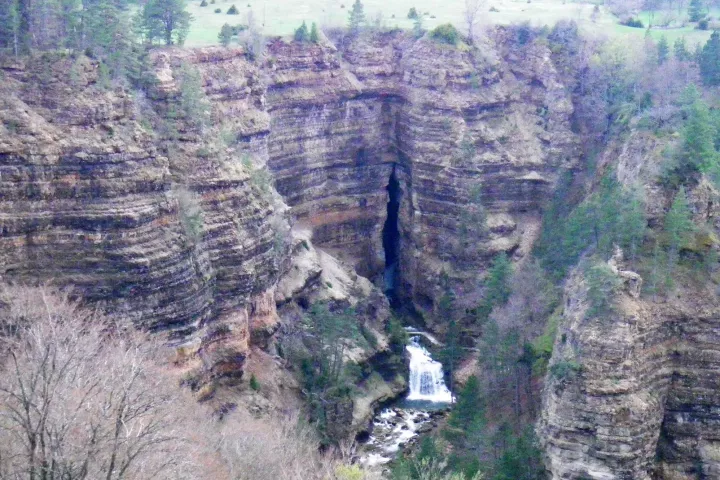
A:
[249, 373, 260, 391]
[200, 0, 208, 5]
[620, 17, 644, 28]
[359, 324, 378, 349]
[584, 261, 622, 318]
[175, 187, 204, 243]
[515, 21, 534, 45]
[227, 4, 239, 14]
[550, 360, 581, 382]
[430, 23, 459, 45]
[408, 7, 419, 19]
[214, 8, 221, 13]
[385, 316, 408, 353]
[698, 19, 709, 30]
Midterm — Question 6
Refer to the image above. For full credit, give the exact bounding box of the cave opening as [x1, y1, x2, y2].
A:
[383, 165, 401, 306]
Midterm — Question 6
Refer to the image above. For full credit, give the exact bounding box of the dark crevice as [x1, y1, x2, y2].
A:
[383, 165, 401, 307]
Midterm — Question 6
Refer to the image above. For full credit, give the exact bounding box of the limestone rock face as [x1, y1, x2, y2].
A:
[0, 51, 280, 383]
[0, 32, 577, 387]
[264, 32, 577, 317]
[539, 267, 720, 479]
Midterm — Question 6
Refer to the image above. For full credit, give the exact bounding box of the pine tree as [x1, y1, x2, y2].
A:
[0, 0, 20, 55]
[309, 21, 319, 43]
[618, 188, 647, 260]
[294, 20, 309, 42]
[700, 30, 720, 85]
[448, 375, 483, 430]
[348, 0, 365, 35]
[412, 14, 424, 39]
[139, 0, 193, 45]
[657, 35, 669, 65]
[218, 22, 233, 46]
[664, 187, 695, 251]
[674, 37, 690, 61]
[678, 99, 719, 179]
[475, 253, 513, 321]
[438, 318, 462, 397]
[663, 186, 696, 275]
[689, 0, 706, 22]
[177, 62, 211, 131]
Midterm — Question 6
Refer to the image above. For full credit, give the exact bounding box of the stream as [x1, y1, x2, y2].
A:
[359, 335, 454, 467]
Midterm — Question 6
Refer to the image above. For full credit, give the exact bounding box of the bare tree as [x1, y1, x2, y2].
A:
[464, 0, 487, 45]
[0, 285, 203, 480]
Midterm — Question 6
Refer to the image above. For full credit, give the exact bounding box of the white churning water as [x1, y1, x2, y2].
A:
[406, 336, 454, 403]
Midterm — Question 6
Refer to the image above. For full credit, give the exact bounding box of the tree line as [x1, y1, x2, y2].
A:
[0, 0, 192, 58]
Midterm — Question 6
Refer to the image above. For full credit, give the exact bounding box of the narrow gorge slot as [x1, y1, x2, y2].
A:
[382, 166, 401, 304]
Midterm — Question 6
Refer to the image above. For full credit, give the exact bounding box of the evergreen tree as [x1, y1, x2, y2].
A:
[309, 21, 319, 43]
[218, 22, 233, 46]
[663, 187, 695, 265]
[438, 318, 463, 397]
[177, 62, 211, 131]
[584, 260, 621, 317]
[412, 14, 424, 39]
[674, 98, 719, 183]
[348, 0, 365, 35]
[700, 30, 720, 85]
[485, 253, 512, 307]
[618, 188, 647, 260]
[139, 0, 192, 45]
[492, 427, 544, 480]
[474, 253, 513, 322]
[657, 35, 669, 65]
[80, 0, 135, 63]
[294, 20, 309, 42]
[445, 375, 488, 455]
[674, 37, 690, 61]
[0, 0, 20, 55]
[689, 0, 706, 22]
[448, 375, 482, 430]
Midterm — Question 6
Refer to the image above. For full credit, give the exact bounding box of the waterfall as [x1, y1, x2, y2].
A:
[406, 336, 454, 403]
[359, 335, 453, 467]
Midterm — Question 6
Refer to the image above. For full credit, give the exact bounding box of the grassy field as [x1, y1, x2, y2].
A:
[183, 0, 713, 49]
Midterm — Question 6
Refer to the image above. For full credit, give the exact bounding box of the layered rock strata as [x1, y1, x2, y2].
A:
[0, 31, 578, 379]
[265, 31, 577, 317]
[540, 254, 720, 479]
[0, 51, 280, 382]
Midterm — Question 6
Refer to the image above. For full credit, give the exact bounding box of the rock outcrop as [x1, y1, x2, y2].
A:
[539, 261, 720, 479]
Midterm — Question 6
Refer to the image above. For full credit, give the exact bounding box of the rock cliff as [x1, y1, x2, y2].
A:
[0, 50, 280, 383]
[0, 30, 578, 431]
[539, 248, 720, 479]
[265, 30, 577, 319]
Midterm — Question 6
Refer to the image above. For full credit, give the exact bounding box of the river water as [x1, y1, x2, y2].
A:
[359, 336, 453, 467]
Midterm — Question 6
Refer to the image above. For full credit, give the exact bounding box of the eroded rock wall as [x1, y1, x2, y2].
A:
[265, 31, 578, 318]
[0, 32, 578, 384]
[539, 261, 720, 479]
[0, 50, 280, 382]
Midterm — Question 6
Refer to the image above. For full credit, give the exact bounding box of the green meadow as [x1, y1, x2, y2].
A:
[183, 0, 713, 49]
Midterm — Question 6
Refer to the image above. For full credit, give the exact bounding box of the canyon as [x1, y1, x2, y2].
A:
[2, 27, 720, 479]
